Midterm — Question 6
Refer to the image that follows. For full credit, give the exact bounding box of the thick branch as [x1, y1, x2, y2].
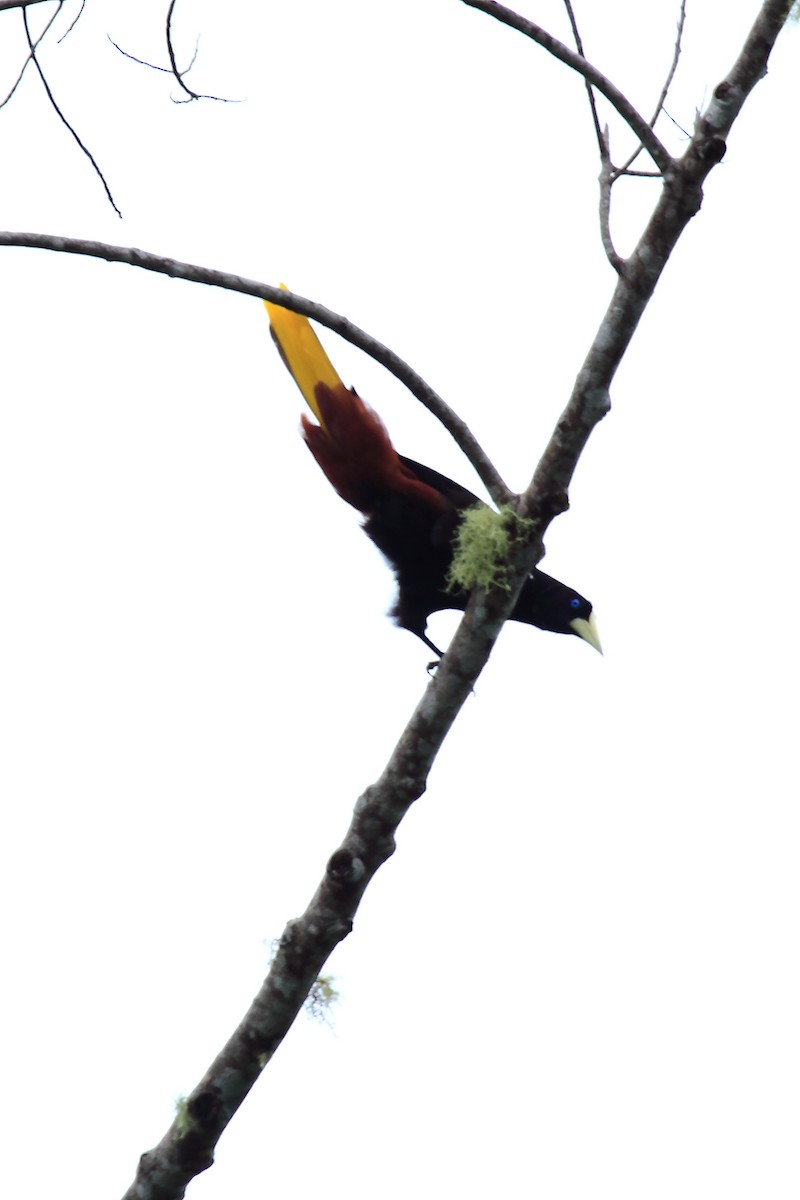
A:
[123, 598, 504, 1200]
[0, 233, 512, 505]
[462, 0, 673, 174]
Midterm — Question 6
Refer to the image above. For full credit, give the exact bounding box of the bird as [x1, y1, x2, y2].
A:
[265, 292, 601, 659]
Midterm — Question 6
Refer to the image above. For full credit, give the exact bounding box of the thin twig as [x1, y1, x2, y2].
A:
[164, 0, 233, 103]
[617, 0, 687, 176]
[0, 0, 61, 110]
[107, 32, 199, 77]
[561, 0, 603, 156]
[109, 34, 236, 104]
[561, 2, 626, 271]
[462, 0, 673, 174]
[166, 0, 196, 99]
[22, 7, 121, 217]
[0, 232, 513, 505]
[650, 1, 687, 129]
[663, 108, 692, 139]
[519, 0, 794, 528]
[57, 0, 84, 42]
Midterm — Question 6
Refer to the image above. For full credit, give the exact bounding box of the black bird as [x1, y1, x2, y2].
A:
[265, 295, 601, 658]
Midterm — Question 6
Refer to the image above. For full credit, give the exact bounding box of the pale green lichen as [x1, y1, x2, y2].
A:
[305, 974, 340, 1026]
[174, 1096, 193, 1137]
[447, 505, 534, 594]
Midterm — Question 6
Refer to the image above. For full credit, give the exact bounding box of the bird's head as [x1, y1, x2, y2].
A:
[516, 569, 602, 654]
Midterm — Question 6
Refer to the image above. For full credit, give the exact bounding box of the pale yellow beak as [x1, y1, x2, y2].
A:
[570, 613, 603, 655]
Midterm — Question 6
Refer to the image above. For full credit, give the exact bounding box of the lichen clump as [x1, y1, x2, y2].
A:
[174, 1096, 193, 1137]
[447, 504, 534, 594]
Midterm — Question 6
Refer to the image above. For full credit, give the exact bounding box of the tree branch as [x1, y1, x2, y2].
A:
[517, 0, 794, 530]
[0, 0, 61, 109]
[165, 0, 196, 99]
[645, 0, 688, 143]
[22, 6, 121, 217]
[461, 0, 673, 174]
[162, 0, 233, 104]
[122, 607, 503, 1200]
[0, 0, 53, 10]
[616, 0, 687, 178]
[107, 33, 200, 80]
[561, 0, 603, 157]
[56, 0, 84, 42]
[0, 232, 512, 504]
[598, 127, 626, 272]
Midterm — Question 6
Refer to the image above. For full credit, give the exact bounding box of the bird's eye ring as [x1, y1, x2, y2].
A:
[570, 597, 581, 609]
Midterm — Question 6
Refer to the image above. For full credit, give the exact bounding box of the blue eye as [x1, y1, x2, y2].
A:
[570, 597, 581, 609]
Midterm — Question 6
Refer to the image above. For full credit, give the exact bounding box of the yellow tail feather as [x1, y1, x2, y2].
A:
[264, 286, 344, 430]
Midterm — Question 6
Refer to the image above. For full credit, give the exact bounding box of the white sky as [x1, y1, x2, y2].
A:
[0, 2, 798, 1198]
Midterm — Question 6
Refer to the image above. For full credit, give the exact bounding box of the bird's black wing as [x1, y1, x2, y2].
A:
[397, 456, 484, 512]
[360, 455, 483, 643]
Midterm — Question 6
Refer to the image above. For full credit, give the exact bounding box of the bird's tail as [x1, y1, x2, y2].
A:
[264, 287, 342, 430]
[265, 289, 446, 515]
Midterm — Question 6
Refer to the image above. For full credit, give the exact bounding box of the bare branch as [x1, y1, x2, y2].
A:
[121, 611, 502, 1200]
[109, 3, 236, 102]
[560, 1, 679, 255]
[617, 0, 687, 177]
[107, 32, 198, 77]
[107, 34, 172, 73]
[0, 0, 61, 110]
[462, 0, 673, 174]
[663, 108, 692, 140]
[650, 1, 687, 132]
[0, 232, 512, 505]
[166, 0, 198, 101]
[164, 0, 234, 104]
[561, 0, 604, 156]
[598, 128, 625, 273]
[22, 7, 121, 217]
[108, 33, 236, 104]
[0, 0, 53, 10]
[57, 0, 84, 42]
[519, 0, 795, 532]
